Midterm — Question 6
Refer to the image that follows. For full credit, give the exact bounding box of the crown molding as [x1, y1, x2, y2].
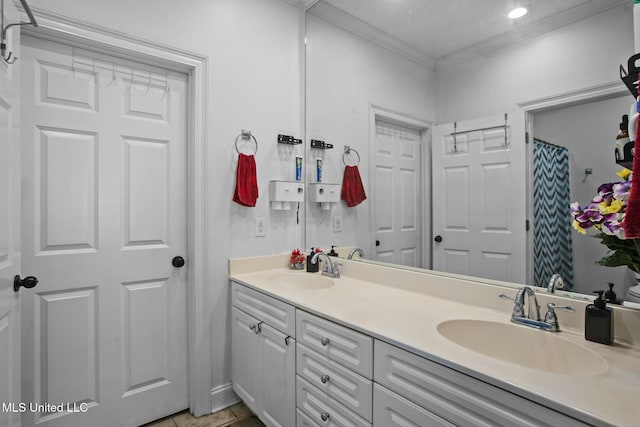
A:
[282, 0, 319, 11]
[308, 1, 436, 70]
[436, 0, 630, 70]
[518, 81, 628, 113]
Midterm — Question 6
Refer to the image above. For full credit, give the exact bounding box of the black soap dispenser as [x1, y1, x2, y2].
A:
[585, 290, 613, 345]
[306, 248, 319, 273]
[604, 282, 622, 305]
[328, 246, 339, 257]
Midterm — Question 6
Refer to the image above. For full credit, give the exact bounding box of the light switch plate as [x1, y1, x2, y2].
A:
[333, 215, 342, 233]
[255, 217, 266, 237]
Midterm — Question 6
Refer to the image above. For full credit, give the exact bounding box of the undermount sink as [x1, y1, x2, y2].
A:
[437, 319, 609, 375]
[267, 272, 335, 290]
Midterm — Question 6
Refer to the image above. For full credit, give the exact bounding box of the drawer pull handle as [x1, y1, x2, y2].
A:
[320, 412, 330, 422]
[320, 337, 330, 346]
[320, 374, 330, 383]
[249, 323, 262, 334]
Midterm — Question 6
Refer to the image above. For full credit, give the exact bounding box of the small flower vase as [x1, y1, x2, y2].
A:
[290, 262, 304, 270]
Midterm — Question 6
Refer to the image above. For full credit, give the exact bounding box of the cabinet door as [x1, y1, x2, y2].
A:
[259, 323, 296, 427]
[231, 307, 260, 413]
[231, 281, 295, 336]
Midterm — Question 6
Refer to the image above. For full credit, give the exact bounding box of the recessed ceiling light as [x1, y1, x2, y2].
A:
[508, 7, 528, 19]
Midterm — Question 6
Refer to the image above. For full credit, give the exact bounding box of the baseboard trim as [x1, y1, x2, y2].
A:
[211, 383, 240, 414]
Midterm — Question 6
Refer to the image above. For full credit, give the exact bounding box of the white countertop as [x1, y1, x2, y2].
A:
[229, 256, 640, 427]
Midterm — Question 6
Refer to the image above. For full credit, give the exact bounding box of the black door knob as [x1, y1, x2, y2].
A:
[172, 256, 185, 268]
[14, 275, 39, 292]
[434, 235, 443, 243]
[375, 240, 380, 247]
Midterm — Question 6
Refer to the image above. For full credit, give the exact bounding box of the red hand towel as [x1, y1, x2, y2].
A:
[341, 165, 367, 207]
[233, 153, 258, 207]
[625, 93, 640, 237]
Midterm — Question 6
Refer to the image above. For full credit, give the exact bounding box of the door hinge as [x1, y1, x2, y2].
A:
[526, 219, 530, 231]
[525, 132, 530, 144]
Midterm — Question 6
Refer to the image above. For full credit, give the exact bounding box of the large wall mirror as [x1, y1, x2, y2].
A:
[304, 0, 640, 307]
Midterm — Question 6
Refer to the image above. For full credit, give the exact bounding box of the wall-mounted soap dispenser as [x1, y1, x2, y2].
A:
[269, 180, 304, 210]
[308, 183, 340, 210]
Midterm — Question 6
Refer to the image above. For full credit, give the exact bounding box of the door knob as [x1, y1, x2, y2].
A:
[14, 275, 39, 292]
[434, 235, 443, 243]
[375, 240, 380, 247]
[172, 256, 185, 268]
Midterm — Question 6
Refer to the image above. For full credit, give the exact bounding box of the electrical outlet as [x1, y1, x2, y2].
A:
[333, 215, 342, 233]
[255, 217, 266, 237]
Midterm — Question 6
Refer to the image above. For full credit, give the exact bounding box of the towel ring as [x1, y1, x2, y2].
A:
[342, 146, 360, 166]
[235, 130, 258, 155]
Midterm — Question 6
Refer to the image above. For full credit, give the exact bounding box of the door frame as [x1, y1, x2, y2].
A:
[367, 105, 432, 268]
[19, 10, 211, 417]
[518, 80, 627, 285]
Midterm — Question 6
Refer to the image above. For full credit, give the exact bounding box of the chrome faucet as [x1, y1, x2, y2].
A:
[547, 274, 564, 294]
[513, 286, 541, 320]
[347, 248, 364, 260]
[311, 252, 341, 278]
[500, 286, 574, 332]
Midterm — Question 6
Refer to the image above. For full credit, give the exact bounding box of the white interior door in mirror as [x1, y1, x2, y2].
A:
[432, 112, 526, 283]
[20, 36, 189, 427]
[0, 0, 21, 425]
[373, 120, 422, 267]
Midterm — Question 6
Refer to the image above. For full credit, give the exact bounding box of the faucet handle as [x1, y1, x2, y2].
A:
[498, 294, 514, 301]
[546, 303, 575, 312]
[544, 303, 575, 332]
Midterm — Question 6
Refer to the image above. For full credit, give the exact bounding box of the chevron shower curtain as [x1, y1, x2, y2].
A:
[533, 139, 574, 290]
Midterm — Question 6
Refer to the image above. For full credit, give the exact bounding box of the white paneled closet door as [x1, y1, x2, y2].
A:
[0, 0, 22, 426]
[20, 36, 188, 427]
[432, 113, 526, 283]
[373, 120, 422, 267]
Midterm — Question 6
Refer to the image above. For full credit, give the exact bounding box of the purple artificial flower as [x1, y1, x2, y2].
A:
[575, 204, 604, 228]
[613, 181, 631, 200]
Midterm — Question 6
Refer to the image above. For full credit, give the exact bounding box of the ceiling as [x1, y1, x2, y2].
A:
[307, 0, 629, 68]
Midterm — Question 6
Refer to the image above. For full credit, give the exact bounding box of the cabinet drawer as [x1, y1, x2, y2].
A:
[373, 383, 455, 427]
[231, 281, 295, 337]
[374, 340, 589, 427]
[297, 376, 370, 427]
[297, 409, 321, 427]
[296, 310, 373, 378]
[297, 343, 372, 422]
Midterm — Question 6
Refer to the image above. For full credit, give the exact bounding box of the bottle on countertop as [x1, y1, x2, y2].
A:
[604, 282, 622, 305]
[328, 246, 339, 257]
[585, 290, 613, 345]
[306, 248, 319, 273]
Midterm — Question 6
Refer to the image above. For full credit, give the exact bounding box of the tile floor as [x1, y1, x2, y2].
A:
[141, 402, 265, 427]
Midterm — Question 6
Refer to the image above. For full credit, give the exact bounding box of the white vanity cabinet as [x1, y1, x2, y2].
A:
[296, 310, 373, 426]
[230, 282, 296, 427]
[229, 276, 602, 427]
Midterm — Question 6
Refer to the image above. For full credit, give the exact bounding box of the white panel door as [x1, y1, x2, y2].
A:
[259, 323, 295, 427]
[432, 113, 526, 283]
[373, 120, 422, 267]
[0, 1, 21, 426]
[20, 36, 188, 427]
